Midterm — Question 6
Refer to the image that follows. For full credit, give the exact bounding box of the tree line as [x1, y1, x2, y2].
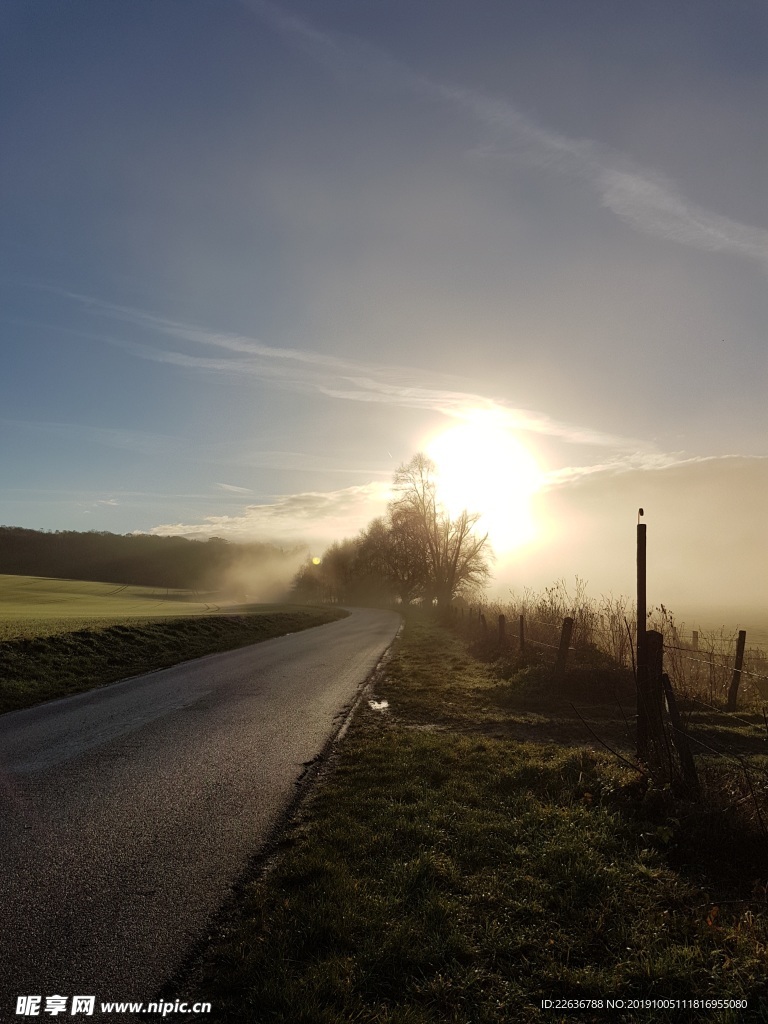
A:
[0, 526, 302, 591]
[292, 454, 492, 608]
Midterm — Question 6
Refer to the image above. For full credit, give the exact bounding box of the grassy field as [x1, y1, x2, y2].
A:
[0, 573, 259, 638]
[0, 574, 347, 714]
[172, 613, 768, 1024]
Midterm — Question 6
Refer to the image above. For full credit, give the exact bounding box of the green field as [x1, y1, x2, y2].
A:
[0, 573, 282, 639]
[0, 574, 347, 714]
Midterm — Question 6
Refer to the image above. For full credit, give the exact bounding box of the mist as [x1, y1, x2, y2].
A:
[213, 544, 309, 605]
[495, 456, 768, 632]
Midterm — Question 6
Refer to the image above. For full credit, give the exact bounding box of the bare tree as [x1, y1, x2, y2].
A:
[390, 453, 491, 608]
[360, 513, 427, 606]
[291, 453, 492, 609]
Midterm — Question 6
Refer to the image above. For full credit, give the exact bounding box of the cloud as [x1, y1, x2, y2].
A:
[60, 290, 650, 453]
[543, 450, 699, 487]
[251, 3, 768, 274]
[216, 482, 253, 494]
[597, 167, 768, 263]
[148, 481, 390, 546]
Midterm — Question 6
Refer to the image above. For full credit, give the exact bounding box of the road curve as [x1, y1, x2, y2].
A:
[0, 607, 401, 1016]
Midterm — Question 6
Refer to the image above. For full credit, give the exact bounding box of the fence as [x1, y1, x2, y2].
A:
[456, 604, 588, 684]
[457, 590, 768, 711]
[454, 517, 768, 808]
[454, 597, 768, 809]
[657, 625, 768, 706]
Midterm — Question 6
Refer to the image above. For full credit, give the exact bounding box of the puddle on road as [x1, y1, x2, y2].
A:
[368, 699, 389, 712]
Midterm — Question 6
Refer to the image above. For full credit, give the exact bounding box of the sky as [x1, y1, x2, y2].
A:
[1, 0, 766, 625]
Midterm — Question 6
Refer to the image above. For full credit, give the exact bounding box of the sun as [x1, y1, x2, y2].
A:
[424, 410, 545, 553]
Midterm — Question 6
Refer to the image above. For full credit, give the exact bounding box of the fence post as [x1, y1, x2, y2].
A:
[498, 614, 506, 646]
[709, 651, 715, 704]
[554, 616, 574, 682]
[637, 513, 648, 760]
[692, 630, 699, 652]
[519, 614, 525, 655]
[662, 673, 700, 799]
[479, 612, 487, 633]
[727, 630, 747, 712]
[646, 629, 665, 743]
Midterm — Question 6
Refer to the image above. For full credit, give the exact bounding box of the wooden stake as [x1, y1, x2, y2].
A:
[727, 630, 747, 712]
[637, 516, 648, 760]
[555, 616, 574, 682]
[662, 673, 700, 799]
[647, 629, 665, 743]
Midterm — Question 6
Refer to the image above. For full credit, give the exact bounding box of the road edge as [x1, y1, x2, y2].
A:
[149, 616, 403, 1018]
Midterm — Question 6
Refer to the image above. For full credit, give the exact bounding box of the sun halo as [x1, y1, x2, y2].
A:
[424, 414, 544, 554]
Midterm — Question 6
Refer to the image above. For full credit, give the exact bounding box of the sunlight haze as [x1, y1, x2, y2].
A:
[424, 412, 545, 554]
[1, 0, 765, 629]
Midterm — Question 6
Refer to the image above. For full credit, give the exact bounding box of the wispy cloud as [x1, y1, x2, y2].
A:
[216, 482, 253, 494]
[60, 290, 649, 452]
[596, 167, 768, 263]
[144, 453, 768, 548]
[148, 481, 390, 544]
[250, 2, 768, 273]
[544, 452, 768, 488]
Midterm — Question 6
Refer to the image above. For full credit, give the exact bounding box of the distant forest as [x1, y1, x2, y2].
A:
[0, 526, 303, 591]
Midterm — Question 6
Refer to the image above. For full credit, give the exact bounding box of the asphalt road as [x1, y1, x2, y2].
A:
[0, 607, 401, 1018]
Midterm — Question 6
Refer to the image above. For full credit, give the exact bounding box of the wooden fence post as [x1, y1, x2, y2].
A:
[709, 651, 715, 704]
[479, 612, 487, 633]
[637, 514, 648, 760]
[662, 672, 700, 799]
[554, 616, 574, 682]
[646, 629, 665, 744]
[498, 614, 506, 646]
[519, 614, 525, 655]
[727, 630, 747, 712]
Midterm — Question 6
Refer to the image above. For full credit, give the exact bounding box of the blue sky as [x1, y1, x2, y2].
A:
[1, 0, 766, 621]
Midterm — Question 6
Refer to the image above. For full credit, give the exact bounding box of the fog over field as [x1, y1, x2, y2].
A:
[505, 457, 767, 632]
[1, 1, 765, 635]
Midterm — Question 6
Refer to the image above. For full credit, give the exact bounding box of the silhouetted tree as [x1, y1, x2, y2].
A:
[357, 516, 425, 606]
[389, 454, 491, 608]
[290, 454, 491, 609]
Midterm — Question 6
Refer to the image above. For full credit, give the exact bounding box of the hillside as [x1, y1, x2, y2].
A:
[0, 526, 303, 593]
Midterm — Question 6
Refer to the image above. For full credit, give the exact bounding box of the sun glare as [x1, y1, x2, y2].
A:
[425, 411, 544, 553]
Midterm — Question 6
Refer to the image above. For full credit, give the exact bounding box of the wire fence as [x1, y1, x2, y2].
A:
[461, 580, 768, 707]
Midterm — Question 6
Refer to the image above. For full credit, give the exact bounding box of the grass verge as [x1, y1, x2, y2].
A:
[179, 613, 768, 1024]
[0, 606, 348, 714]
